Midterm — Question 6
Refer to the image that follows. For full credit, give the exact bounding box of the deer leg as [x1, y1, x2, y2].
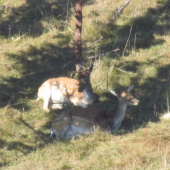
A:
[63, 125, 74, 139]
[111, 122, 122, 133]
[49, 128, 55, 138]
[35, 97, 40, 102]
[43, 91, 51, 112]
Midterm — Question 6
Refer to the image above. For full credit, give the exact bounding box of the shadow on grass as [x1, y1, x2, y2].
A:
[0, 0, 93, 38]
[0, 43, 76, 109]
[87, 0, 170, 56]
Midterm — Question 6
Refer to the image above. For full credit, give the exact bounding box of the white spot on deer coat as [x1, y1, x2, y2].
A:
[51, 87, 68, 103]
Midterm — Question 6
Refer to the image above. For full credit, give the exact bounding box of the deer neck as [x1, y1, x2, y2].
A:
[116, 101, 127, 117]
[85, 80, 93, 92]
[111, 100, 127, 131]
[83, 81, 95, 100]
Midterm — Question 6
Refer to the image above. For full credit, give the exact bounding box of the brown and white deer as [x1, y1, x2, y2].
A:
[49, 85, 139, 139]
[36, 65, 97, 112]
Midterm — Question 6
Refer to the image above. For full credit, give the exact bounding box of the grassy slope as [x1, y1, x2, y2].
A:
[1, 0, 170, 169]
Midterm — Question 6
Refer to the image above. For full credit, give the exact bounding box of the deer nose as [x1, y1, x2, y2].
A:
[134, 99, 139, 105]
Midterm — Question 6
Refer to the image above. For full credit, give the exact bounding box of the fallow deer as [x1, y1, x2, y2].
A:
[36, 64, 96, 112]
[49, 85, 139, 139]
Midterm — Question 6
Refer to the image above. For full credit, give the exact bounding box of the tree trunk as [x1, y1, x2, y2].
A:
[75, 0, 83, 66]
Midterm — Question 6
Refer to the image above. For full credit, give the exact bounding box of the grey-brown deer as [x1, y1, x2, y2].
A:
[49, 85, 139, 139]
[36, 64, 96, 112]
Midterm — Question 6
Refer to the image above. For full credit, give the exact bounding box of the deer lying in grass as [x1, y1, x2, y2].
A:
[36, 64, 96, 112]
[50, 85, 139, 139]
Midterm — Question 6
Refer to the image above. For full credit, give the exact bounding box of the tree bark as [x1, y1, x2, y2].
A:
[75, 0, 83, 66]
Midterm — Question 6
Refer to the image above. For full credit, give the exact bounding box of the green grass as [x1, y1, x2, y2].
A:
[1, 0, 170, 169]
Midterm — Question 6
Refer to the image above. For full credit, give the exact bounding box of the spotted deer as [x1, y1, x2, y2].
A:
[50, 85, 139, 139]
[36, 64, 97, 112]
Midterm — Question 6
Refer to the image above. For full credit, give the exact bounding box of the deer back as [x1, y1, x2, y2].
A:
[50, 107, 113, 138]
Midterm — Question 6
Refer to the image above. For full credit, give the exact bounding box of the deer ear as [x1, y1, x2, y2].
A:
[89, 64, 93, 73]
[109, 89, 117, 96]
[75, 64, 82, 72]
[127, 85, 134, 92]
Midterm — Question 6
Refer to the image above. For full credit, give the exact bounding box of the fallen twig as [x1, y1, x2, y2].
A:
[68, 26, 75, 33]
[116, 67, 135, 75]
[123, 26, 132, 56]
[62, 61, 71, 69]
[87, 37, 103, 47]
[18, 130, 25, 138]
[116, 68, 128, 73]
[112, 0, 131, 20]
[14, 32, 28, 41]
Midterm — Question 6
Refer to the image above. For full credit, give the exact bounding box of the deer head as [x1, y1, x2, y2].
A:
[76, 64, 93, 92]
